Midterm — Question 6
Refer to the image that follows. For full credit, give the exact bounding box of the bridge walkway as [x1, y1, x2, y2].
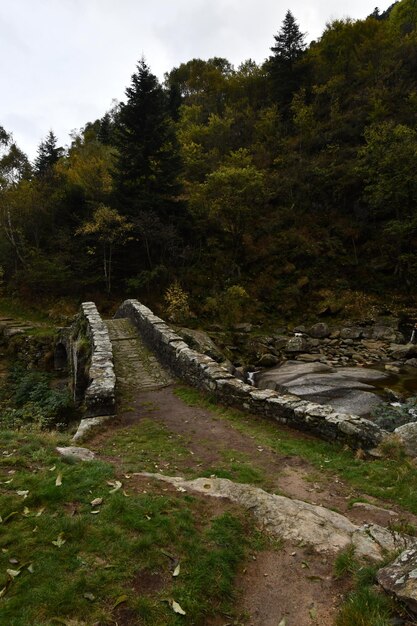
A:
[104, 318, 173, 406]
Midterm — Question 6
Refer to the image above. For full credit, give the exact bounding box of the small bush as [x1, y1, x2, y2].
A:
[164, 280, 191, 323]
[0, 364, 74, 430]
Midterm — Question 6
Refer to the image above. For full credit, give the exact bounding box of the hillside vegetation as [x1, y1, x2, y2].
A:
[1, 0, 416, 322]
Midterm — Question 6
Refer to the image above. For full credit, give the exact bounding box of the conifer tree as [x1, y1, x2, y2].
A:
[34, 130, 63, 177]
[268, 10, 307, 110]
[113, 58, 181, 219]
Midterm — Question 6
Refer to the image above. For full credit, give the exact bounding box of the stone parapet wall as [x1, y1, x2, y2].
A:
[115, 299, 386, 449]
[80, 302, 115, 417]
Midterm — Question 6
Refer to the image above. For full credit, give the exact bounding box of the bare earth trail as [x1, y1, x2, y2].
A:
[88, 318, 416, 626]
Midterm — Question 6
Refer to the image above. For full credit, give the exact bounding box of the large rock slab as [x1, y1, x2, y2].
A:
[377, 547, 417, 614]
[257, 362, 388, 416]
[139, 473, 415, 561]
[178, 327, 225, 362]
[56, 446, 96, 461]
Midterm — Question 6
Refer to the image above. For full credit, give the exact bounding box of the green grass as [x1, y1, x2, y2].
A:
[0, 428, 261, 625]
[174, 386, 417, 514]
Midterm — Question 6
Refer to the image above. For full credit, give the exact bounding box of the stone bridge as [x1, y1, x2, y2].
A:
[61, 299, 387, 448]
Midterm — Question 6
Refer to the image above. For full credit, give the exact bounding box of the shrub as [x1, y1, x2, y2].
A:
[164, 281, 191, 323]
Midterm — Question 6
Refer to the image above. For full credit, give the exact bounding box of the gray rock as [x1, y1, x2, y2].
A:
[308, 322, 330, 338]
[178, 327, 224, 362]
[257, 353, 280, 367]
[394, 422, 417, 457]
[285, 336, 307, 353]
[390, 344, 417, 360]
[56, 446, 96, 462]
[340, 327, 362, 340]
[351, 502, 398, 517]
[233, 323, 252, 333]
[405, 358, 417, 368]
[140, 473, 416, 561]
[257, 362, 387, 416]
[73, 415, 112, 443]
[377, 547, 417, 614]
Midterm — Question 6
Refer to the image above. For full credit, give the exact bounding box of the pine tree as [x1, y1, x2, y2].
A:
[268, 10, 307, 110]
[34, 130, 63, 177]
[113, 58, 181, 219]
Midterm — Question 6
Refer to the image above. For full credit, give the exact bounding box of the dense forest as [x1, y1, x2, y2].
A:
[1, 0, 417, 322]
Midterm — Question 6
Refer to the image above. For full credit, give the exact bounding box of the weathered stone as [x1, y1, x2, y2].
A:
[177, 327, 225, 362]
[285, 336, 307, 352]
[389, 344, 417, 360]
[233, 323, 253, 333]
[257, 353, 280, 367]
[377, 547, 417, 614]
[405, 358, 417, 368]
[394, 422, 417, 457]
[340, 327, 362, 340]
[140, 473, 415, 561]
[56, 446, 96, 462]
[73, 415, 112, 443]
[351, 502, 398, 517]
[308, 323, 331, 338]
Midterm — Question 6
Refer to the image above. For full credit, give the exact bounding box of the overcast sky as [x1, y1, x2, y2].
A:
[1, 0, 390, 160]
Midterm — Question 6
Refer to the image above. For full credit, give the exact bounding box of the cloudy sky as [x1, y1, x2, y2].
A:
[1, 0, 390, 160]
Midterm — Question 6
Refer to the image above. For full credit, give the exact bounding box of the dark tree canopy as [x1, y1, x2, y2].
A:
[268, 10, 307, 109]
[113, 59, 181, 219]
[34, 130, 63, 177]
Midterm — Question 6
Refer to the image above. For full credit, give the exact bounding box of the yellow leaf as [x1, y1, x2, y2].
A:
[173, 564, 180, 577]
[7, 569, 21, 578]
[113, 594, 128, 609]
[171, 600, 186, 615]
[55, 473, 62, 487]
[52, 533, 66, 548]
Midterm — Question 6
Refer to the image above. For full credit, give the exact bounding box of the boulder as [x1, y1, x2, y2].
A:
[56, 446, 96, 462]
[257, 353, 280, 367]
[394, 422, 417, 457]
[178, 327, 225, 362]
[377, 547, 417, 614]
[389, 344, 417, 360]
[285, 336, 307, 352]
[405, 358, 417, 368]
[308, 322, 331, 338]
[340, 327, 362, 340]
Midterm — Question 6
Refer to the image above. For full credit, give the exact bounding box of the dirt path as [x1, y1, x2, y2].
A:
[89, 319, 417, 626]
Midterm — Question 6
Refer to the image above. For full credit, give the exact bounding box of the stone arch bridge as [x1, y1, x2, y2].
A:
[58, 300, 386, 449]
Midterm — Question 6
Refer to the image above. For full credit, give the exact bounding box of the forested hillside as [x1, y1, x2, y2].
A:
[1, 0, 416, 321]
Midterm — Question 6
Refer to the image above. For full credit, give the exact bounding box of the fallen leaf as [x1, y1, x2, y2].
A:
[301, 561, 310, 569]
[113, 594, 128, 609]
[176, 487, 186, 493]
[83, 592, 95, 601]
[36, 507, 45, 517]
[171, 600, 186, 615]
[16, 490, 29, 498]
[0, 586, 8, 598]
[49, 465, 56, 472]
[278, 620, 286, 626]
[90, 510, 100, 515]
[27, 563, 34, 573]
[7, 569, 21, 578]
[173, 564, 180, 577]
[52, 533, 66, 548]
[55, 473, 62, 487]
[123, 490, 130, 497]
[90, 498, 103, 507]
[23, 507, 30, 516]
[107, 480, 122, 494]
[8, 558, 19, 565]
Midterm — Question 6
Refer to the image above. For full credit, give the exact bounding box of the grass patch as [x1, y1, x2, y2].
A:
[96, 418, 192, 474]
[0, 428, 263, 625]
[174, 386, 417, 514]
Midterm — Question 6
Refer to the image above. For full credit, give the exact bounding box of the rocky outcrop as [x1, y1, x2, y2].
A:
[394, 422, 417, 457]
[257, 361, 388, 416]
[115, 299, 386, 449]
[378, 547, 417, 614]
[139, 473, 416, 561]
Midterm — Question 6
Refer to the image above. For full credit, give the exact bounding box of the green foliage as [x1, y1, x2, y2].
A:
[204, 285, 251, 326]
[0, 364, 74, 430]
